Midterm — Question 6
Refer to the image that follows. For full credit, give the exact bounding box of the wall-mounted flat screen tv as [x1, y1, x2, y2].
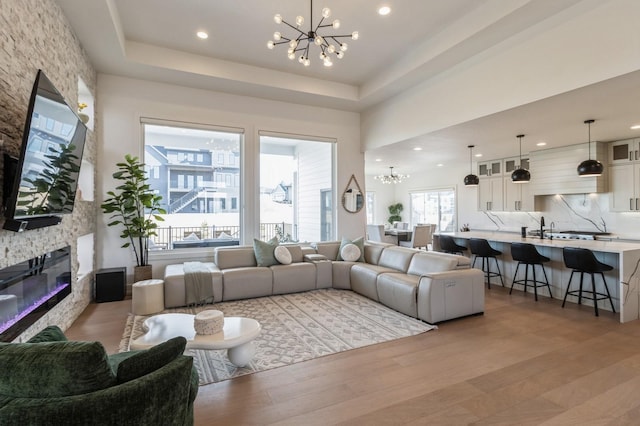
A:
[3, 70, 87, 231]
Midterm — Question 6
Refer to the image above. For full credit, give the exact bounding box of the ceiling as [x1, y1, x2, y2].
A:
[56, 0, 640, 176]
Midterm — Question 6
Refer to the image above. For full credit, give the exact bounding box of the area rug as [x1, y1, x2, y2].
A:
[119, 288, 435, 385]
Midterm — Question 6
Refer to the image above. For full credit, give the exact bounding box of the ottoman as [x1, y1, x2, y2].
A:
[132, 279, 165, 315]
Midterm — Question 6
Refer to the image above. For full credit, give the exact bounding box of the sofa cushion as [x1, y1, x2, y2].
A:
[313, 241, 341, 260]
[364, 242, 388, 265]
[271, 262, 317, 294]
[113, 336, 187, 384]
[274, 246, 292, 265]
[407, 252, 458, 276]
[215, 246, 257, 269]
[376, 273, 420, 317]
[26, 325, 68, 343]
[350, 263, 396, 301]
[377, 247, 416, 272]
[283, 244, 304, 263]
[337, 237, 365, 262]
[0, 340, 116, 398]
[253, 238, 279, 267]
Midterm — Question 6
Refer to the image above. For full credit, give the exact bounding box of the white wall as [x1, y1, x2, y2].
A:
[97, 74, 362, 278]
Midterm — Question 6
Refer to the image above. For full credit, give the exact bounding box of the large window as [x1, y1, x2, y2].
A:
[365, 191, 375, 224]
[410, 188, 456, 232]
[259, 133, 335, 242]
[143, 120, 243, 250]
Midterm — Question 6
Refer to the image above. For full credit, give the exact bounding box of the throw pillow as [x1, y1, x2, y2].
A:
[274, 245, 292, 265]
[26, 325, 68, 343]
[340, 243, 361, 262]
[114, 336, 187, 384]
[337, 237, 365, 262]
[0, 340, 116, 398]
[253, 237, 279, 267]
[183, 233, 200, 241]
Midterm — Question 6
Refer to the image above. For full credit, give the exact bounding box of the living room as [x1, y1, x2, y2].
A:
[3, 0, 640, 424]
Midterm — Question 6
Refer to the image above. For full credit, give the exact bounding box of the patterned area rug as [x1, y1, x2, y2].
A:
[119, 288, 435, 386]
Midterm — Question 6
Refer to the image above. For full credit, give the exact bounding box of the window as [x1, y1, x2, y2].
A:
[143, 120, 243, 250]
[410, 188, 456, 232]
[259, 132, 335, 242]
[366, 191, 375, 224]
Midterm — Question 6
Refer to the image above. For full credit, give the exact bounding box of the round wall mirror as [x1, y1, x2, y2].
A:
[342, 174, 364, 213]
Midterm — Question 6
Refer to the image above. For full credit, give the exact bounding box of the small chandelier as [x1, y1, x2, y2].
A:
[511, 134, 531, 183]
[375, 167, 409, 184]
[267, 0, 359, 68]
[577, 119, 604, 177]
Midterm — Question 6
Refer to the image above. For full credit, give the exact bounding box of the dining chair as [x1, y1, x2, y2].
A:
[399, 225, 432, 250]
[366, 224, 397, 244]
[393, 221, 409, 230]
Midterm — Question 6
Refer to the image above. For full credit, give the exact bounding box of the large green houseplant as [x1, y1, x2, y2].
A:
[101, 154, 165, 281]
[387, 202, 403, 224]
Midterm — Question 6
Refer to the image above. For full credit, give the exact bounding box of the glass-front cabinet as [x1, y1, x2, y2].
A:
[478, 159, 502, 177]
[503, 156, 530, 174]
[609, 138, 640, 164]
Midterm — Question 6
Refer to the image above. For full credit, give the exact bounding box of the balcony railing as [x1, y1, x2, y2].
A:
[151, 222, 296, 250]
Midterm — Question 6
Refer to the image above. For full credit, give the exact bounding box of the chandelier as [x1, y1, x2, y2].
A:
[374, 167, 409, 184]
[267, 0, 359, 68]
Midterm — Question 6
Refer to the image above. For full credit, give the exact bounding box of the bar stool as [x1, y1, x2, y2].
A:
[469, 238, 504, 289]
[562, 247, 615, 317]
[510, 242, 552, 301]
[438, 235, 467, 255]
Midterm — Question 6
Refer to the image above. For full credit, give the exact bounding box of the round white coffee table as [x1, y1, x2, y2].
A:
[130, 313, 261, 367]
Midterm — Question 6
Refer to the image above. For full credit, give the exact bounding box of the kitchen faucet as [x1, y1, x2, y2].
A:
[540, 216, 545, 239]
[549, 221, 556, 240]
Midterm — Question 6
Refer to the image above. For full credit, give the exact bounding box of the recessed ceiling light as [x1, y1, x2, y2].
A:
[375, 158, 382, 162]
[413, 147, 422, 151]
[536, 142, 547, 146]
[436, 163, 443, 167]
[378, 6, 391, 16]
[631, 124, 640, 130]
[196, 31, 209, 40]
[475, 153, 482, 157]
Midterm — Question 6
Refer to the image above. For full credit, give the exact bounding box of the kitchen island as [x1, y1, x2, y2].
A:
[434, 231, 640, 323]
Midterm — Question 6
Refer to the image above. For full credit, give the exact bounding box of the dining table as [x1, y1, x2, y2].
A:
[384, 229, 412, 244]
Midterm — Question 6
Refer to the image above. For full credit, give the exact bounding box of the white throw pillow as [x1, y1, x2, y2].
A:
[274, 245, 292, 265]
[183, 233, 200, 241]
[341, 243, 361, 262]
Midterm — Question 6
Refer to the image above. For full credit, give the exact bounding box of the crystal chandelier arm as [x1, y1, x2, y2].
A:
[328, 34, 356, 39]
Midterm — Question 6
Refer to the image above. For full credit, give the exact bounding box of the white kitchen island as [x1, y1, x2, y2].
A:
[434, 231, 640, 323]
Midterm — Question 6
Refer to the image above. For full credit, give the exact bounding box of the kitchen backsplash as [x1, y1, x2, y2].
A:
[466, 193, 640, 239]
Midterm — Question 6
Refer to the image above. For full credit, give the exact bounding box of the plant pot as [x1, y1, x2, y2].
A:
[78, 112, 89, 124]
[133, 265, 152, 282]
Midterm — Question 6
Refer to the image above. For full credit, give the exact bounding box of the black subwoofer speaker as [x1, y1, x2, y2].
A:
[95, 267, 126, 303]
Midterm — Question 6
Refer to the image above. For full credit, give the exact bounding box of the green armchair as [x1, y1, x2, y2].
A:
[0, 326, 198, 426]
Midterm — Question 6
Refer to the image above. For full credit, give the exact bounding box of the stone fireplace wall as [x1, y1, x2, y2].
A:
[0, 0, 97, 341]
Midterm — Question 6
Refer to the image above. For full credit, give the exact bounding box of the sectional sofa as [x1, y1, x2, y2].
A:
[164, 241, 485, 324]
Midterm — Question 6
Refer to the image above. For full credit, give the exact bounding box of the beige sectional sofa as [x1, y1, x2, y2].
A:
[164, 241, 484, 324]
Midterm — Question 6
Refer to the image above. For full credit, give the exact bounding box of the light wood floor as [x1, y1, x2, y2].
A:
[65, 286, 640, 425]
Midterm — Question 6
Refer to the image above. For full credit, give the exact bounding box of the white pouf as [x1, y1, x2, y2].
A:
[132, 279, 165, 315]
[194, 310, 224, 335]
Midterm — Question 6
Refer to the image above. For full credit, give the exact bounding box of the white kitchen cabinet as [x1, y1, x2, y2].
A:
[503, 156, 530, 176]
[478, 177, 503, 211]
[609, 138, 640, 165]
[610, 164, 640, 212]
[504, 178, 535, 211]
[478, 160, 502, 177]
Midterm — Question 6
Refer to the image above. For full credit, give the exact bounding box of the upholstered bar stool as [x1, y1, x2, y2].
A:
[510, 242, 552, 301]
[469, 238, 504, 289]
[438, 235, 467, 255]
[562, 247, 615, 317]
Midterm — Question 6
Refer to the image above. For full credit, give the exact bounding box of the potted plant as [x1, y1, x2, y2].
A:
[387, 202, 403, 224]
[101, 154, 165, 282]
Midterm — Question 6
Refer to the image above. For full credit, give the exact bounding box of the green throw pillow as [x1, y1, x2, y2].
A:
[114, 336, 187, 384]
[337, 237, 365, 262]
[0, 340, 116, 398]
[26, 325, 68, 343]
[253, 237, 279, 267]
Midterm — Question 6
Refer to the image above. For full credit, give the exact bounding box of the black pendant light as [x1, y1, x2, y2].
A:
[511, 134, 531, 183]
[464, 145, 479, 186]
[577, 119, 603, 177]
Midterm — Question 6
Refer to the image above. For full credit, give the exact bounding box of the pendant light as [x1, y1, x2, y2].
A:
[577, 119, 603, 177]
[464, 145, 479, 186]
[511, 134, 531, 183]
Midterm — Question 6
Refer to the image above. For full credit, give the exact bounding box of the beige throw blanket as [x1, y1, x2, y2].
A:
[183, 262, 214, 305]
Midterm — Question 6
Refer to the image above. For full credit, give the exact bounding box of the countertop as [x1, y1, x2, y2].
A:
[438, 231, 640, 254]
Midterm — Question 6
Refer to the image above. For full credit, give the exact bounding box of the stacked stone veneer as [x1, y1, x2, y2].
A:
[0, 0, 97, 341]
